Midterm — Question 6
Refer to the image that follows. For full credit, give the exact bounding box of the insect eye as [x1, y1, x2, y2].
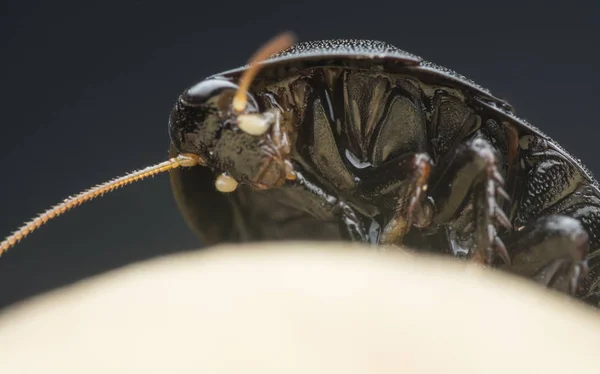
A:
[182, 78, 259, 115]
[182, 79, 240, 107]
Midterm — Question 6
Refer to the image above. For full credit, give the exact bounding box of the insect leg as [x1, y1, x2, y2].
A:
[356, 152, 433, 246]
[503, 215, 589, 295]
[506, 134, 600, 302]
[291, 171, 369, 242]
[428, 136, 511, 264]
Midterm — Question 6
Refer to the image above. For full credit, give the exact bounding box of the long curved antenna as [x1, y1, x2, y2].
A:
[232, 32, 296, 113]
[0, 153, 202, 256]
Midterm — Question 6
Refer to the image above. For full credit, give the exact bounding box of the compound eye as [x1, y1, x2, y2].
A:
[182, 78, 259, 114]
[182, 79, 240, 107]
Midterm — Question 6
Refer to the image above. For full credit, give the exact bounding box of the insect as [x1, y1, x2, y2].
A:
[2, 33, 599, 307]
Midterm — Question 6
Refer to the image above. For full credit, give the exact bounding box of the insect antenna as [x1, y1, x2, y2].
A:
[232, 32, 296, 113]
[0, 153, 203, 256]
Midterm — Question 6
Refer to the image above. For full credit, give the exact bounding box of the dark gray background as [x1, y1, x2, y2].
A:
[0, 0, 598, 309]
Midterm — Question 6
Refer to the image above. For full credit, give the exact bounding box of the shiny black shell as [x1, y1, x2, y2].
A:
[169, 39, 597, 246]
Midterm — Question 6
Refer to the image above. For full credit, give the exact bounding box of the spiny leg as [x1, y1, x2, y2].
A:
[291, 171, 369, 242]
[357, 152, 433, 246]
[504, 215, 589, 295]
[429, 137, 511, 264]
[382, 154, 433, 244]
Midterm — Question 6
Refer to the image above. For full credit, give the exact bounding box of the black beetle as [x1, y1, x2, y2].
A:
[2, 33, 599, 307]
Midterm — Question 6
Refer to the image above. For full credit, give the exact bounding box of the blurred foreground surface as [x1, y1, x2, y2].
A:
[1, 242, 600, 373]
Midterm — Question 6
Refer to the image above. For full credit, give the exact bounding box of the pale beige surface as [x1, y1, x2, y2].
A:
[1, 242, 599, 373]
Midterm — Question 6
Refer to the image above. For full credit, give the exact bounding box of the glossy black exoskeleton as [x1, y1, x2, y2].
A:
[2, 34, 599, 308]
[169, 36, 600, 307]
